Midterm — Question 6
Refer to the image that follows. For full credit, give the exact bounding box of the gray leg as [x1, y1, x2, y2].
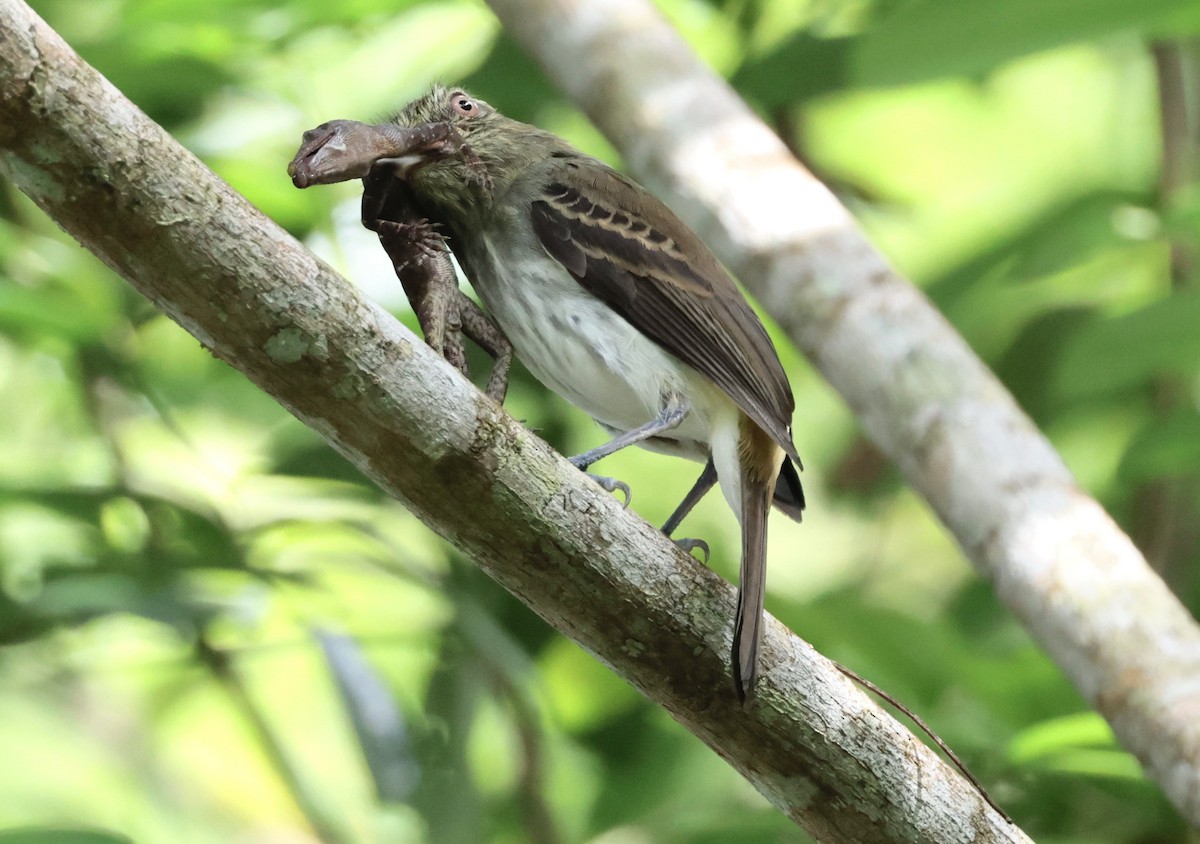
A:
[662, 456, 717, 563]
[662, 456, 717, 536]
[569, 395, 689, 503]
[569, 394, 688, 471]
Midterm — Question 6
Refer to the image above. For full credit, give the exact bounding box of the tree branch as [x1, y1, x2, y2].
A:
[481, 0, 1200, 826]
[0, 1, 1026, 841]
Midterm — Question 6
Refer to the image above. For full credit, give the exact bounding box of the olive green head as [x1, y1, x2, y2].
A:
[387, 85, 565, 212]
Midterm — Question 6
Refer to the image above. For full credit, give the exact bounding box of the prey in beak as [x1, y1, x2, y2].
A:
[288, 119, 479, 189]
[286, 116, 511, 399]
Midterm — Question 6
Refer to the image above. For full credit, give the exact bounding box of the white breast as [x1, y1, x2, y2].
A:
[469, 230, 733, 457]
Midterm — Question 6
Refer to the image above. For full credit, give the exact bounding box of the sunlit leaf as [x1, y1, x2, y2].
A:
[1008, 711, 1116, 760]
[852, 0, 1195, 87]
[1008, 712, 1145, 781]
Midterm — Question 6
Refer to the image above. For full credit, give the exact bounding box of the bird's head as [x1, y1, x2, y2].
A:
[288, 85, 552, 211]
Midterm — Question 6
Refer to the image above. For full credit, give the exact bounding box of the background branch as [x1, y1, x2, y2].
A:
[0, 1, 1025, 841]
[481, 0, 1200, 826]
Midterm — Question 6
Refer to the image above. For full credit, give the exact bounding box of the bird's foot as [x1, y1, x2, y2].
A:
[569, 456, 631, 506]
[671, 537, 710, 563]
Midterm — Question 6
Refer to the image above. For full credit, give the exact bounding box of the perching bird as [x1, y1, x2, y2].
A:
[289, 85, 804, 700]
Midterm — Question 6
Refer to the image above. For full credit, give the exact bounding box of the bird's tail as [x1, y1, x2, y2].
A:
[732, 415, 783, 703]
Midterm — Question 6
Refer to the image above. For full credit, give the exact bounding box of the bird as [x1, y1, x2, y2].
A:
[288, 84, 804, 700]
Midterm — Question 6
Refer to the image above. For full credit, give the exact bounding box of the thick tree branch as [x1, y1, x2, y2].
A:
[481, 0, 1200, 826]
[0, 1, 1025, 841]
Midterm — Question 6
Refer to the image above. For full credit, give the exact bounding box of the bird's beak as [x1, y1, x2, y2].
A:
[288, 119, 455, 188]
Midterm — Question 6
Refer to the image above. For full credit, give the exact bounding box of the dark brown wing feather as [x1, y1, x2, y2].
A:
[529, 162, 800, 463]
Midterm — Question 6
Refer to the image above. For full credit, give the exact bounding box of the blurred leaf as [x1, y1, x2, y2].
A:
[852, 0, 1194, 87]
[541, 636, 640, 733]
[0, 829, 132, 844]
[33, 571, 214, 633]
[1019, 748, 1146, 780]
[316, 628, 418, 802]
[1053, 291, 1200, 401]
[1, 487, 245, 574]
[733, 33, 853, 106]
[282, 2, 498, 119]
[99, 495, 151, 553]
[1118, 408, 1200, 482]
[1008, 711, 1116, 760]
[1004, 201, 1143, 282]
[1007, 714, 1145, 783]
[412, 631, 486, 844]
[0, 283, 117, 343]
[0, 589, 54, 645]
[928, 192, 1147, 322]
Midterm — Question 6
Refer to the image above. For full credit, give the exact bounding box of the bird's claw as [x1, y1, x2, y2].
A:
[672, 537, 710, 563]
[568, 456, 631, 506]
[593, 474, 631, 507]
[585, 472, 631, 507]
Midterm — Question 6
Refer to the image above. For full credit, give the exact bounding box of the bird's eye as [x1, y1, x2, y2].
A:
[451, 94, 476, 116]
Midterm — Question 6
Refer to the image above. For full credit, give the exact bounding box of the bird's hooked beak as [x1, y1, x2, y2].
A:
[287, 119, 458, 188]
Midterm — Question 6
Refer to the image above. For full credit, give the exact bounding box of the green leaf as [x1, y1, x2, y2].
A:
[1118, 408, 1200, 482]
[733, 34, 853, 106]
[0, 829, 132, 844]
[0, 284, 116, 343]
[0, 589, 54, 645]
[1008, 711, 1116, 760]
[928, 192, 1143, 314]
[1008, 713, 1145, 779]
[1053, 292, 1200, 401]
[852, 0, 1194, 87]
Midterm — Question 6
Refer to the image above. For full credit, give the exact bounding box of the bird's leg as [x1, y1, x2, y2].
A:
[568, 394, 689, 504]
[661, 456, 717, 562]
[662, 456, 718, 535]
[569, 394, 689, 469]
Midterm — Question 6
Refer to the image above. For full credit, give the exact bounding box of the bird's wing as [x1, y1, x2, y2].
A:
[529, 157, 799, 463]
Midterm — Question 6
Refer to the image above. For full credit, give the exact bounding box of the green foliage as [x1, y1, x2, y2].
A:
[0, 831, 132, 844]
[852, 0, 1195, 87]
[1, 0, 1198, 841]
